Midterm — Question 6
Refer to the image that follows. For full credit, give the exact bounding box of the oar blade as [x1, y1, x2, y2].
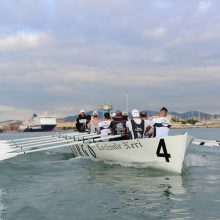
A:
[0, 152, 18, 161]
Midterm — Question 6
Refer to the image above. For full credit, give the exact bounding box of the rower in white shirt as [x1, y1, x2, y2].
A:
[98, 112, 112, 137]
[149, 107, 171, 137]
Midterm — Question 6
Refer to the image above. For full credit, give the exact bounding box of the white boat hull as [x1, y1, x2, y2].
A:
[68, 133, 192, 174]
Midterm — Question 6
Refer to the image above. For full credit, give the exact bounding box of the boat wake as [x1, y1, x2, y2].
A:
[103, 160, 156, 169]
[184, 153, 208, 167]
[69, 156, 86, 161]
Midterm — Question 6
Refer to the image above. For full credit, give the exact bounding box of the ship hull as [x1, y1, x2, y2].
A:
[24, 124, 56, 132]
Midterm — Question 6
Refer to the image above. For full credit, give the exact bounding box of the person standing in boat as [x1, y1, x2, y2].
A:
[148, 107, 171, 137]
[88, 111, 100, 133]
[76, 109, 88, 132]
[110, 110, 128, 140]
[98, 112, 112, 137]
[126, 109, 150, 139]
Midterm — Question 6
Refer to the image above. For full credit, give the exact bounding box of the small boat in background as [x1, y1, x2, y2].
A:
[19, 114, 57, 132]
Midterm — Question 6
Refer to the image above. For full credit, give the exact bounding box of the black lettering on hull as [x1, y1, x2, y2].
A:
[75, 144, 84, 156]
[88, 146, 96, 158]
[156, 139, 171, 162]
[81, 145, 89, 157]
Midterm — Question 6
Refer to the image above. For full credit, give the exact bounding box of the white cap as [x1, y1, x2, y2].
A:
[92, 111, 98, 116]
[111, 113, 116, 117]
[131, 109, 140, 118]
[80, 109, 85, 113]
[122, 111, 128, 116]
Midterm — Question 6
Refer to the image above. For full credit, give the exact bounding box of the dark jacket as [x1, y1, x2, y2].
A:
[110, 117, 128, 140]
[76, 115, 88, 132]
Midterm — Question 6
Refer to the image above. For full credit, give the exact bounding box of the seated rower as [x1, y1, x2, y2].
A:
[126, 109, 150, 139]
[88, 111, 100, 133]
[140, 111, 153, 138]
[110, 110, 128, 140]
[76, 109, 88, 132]
[122, 111, 128, 121]
[98, 112, 112, 137]
[148, 107, 171, 137]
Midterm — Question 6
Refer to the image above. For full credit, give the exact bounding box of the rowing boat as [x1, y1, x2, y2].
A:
[68, 133, 193, 174]
[4, 132, 219, 174]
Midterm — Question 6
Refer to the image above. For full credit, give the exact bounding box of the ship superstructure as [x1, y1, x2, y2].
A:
[19, 114, 57, 132]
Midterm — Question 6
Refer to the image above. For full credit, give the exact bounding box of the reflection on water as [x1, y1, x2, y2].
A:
[79, 159, 190, 219]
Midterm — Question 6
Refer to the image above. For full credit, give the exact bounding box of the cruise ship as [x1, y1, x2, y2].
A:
[19, 114, 57, 132]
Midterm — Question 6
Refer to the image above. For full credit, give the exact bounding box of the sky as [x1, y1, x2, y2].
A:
[0, 0, 220, 121]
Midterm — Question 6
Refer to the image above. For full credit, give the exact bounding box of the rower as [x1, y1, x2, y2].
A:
[140, 111, 153, 138]
[126, 109, 150, 139]
[98, 112, 112, 137]
[88, 111, 100, 133]
[76, 109, 88, 132]
[122, 111, 128, 121]
[110, 110, 128, 140]
[148, 107, 171, 137]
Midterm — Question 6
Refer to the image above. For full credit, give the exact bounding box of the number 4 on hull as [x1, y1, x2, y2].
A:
[156, 139, 171, 162]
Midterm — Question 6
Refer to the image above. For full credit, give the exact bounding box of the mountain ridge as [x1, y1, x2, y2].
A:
[61, 110, 220, 121]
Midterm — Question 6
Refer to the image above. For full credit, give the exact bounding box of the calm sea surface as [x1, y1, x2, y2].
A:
[0, 128, 220, 220]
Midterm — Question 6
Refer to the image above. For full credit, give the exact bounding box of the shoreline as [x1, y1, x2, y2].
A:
[0, 126, 220, 134]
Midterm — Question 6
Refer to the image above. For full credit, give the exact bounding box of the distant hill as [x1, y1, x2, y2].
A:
[170, 111, 218, 120]
[62, 111, 93, 122]
[60, 110, 220, 121]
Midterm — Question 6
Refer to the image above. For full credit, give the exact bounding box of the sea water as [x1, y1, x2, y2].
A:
[0, 128, 219, 220]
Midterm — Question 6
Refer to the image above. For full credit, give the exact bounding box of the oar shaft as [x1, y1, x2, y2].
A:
[95, 134, 121, 142]
[21, 141, 83, 154]
[7, 132, 77, 143]
[18, 139, 73, 150]
[12, 134, 102, 151]
[83, 134, 102, 140]
[8, 132, 81, 145]
[9, 135, 55, 142]
[14, 137, 62, 147]
[11, 137, 60, 145]
[59, 132, 88, 138]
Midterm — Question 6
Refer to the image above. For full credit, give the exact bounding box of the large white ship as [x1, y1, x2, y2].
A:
[19, 114, 57, 132]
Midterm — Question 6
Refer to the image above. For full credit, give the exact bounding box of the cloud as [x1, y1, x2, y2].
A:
[141, 27, 167, 40]
[0, 32, 51, 50]
[0, 0, 220, 120]
[198, 1, 212, 11]
[0, 105, 33, 121]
